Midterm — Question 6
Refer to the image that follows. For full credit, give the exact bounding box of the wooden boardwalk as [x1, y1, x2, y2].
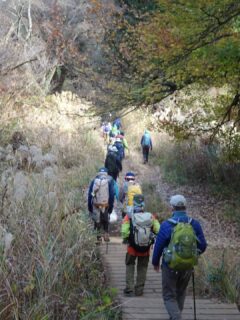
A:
[101, 237, 239, 320]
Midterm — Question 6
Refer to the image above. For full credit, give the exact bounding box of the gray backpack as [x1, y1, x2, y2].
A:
[92, 174, 109, 208]
[130, 212, 153, 252]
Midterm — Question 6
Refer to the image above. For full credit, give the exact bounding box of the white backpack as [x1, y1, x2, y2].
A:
[131, 212, 153, 250]
[92, 174, 109, 208]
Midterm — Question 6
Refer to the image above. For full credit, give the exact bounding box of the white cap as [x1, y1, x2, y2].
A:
[170, 195, 186, 207]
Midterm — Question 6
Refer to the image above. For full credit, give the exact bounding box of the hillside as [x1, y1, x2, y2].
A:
[0, 1, 240, 319]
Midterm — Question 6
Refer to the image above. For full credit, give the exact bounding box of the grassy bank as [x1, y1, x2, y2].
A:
[0, 95, 121, 319]
[122, 109, 240, 307]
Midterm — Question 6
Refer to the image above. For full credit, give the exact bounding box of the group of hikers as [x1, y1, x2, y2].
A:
[88, 117, 207, 320]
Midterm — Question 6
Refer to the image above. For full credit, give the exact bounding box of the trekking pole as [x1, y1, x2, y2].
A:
[192, 269, 197, 320]
[106, 215, 109, 255]
[106, 239, 108, 254]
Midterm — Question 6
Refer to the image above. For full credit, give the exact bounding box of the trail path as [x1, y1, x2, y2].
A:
[101, 138, 239, 319]
[101, 239, 239, 320]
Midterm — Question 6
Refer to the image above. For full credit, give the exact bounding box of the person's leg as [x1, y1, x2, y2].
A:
[176, 270, 192, 311]
[101, 207, 110, 242]
[135, 255, 149, 296]
[142, 147, 147, 163]
[145, 146, 150, 162]
[92, 206, 102, 241]
[124, 253, 136, 295]
[162, 264, 182, 320]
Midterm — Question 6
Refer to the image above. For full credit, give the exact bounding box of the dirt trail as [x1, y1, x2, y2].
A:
[115, 146, 239, 249]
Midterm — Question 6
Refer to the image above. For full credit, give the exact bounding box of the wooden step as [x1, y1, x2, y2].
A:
[101, 237, 239, 320]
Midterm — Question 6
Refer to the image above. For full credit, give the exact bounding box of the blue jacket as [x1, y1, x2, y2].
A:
[113, 118, 121, 129]
[141, 134, 152, 149]
[114, 141, 124, 161]
[88, 175, 115, 214]
[152, 211, 207, 267]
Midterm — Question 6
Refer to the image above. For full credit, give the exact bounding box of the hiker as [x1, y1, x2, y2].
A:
[88, 167, 115, 242]
[119, 131, 129, 158]
[120, 172, 142, 218]
[110, 124, 119, 138]
[121, 194, 160, 297]
[114, 137, 125, 162]
[152, 195, 207, 320]
[113, 117, 122, 130]
[102, 122, 112, 144]
[140, 130, 153, 164]
[104, 145, 122, 181]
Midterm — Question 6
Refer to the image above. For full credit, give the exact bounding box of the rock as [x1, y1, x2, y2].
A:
[43, 153, 57, 167]
[13, 171, 29, 202]
[0, 147, 6, 160]
[15, 145, 31, 169]
[46, 191, 58, 211]
[5, 144, 13, 154]
[29, 145, 42, 158]
[43, 166, 57, 183]
[1, 168, 14, 188]
[0, 225, 13, 255]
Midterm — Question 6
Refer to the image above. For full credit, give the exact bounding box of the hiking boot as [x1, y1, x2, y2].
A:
[103, 232, 110, 242]
[123, 288, 134, 297]
[96, 235, 102, 245]
[135, 290, 143, 297]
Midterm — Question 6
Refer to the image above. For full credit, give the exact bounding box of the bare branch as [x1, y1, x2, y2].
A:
[1, 57, 38, 76]
[26, 0, 32, 40]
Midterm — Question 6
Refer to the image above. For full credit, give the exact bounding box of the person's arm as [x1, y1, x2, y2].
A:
[121, 215, 130, 240]
[104, 155, 108, 168]
[123, 138, 129, 150]
[152, 217, 160, 234]
[87, 180, 94, 212]
[117, 158, 122, 171]
[152, 221, 171, 268]
[192, 220, 207, 254]
[140, 136, 143, 146]
[108, 179, 115, 213]
[150, 138, 153, 150]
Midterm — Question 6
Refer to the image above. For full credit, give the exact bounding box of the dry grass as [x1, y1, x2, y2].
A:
[0, 96, 120, 319]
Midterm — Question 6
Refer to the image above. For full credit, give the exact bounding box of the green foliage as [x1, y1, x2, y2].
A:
[103, 0, 240, 153]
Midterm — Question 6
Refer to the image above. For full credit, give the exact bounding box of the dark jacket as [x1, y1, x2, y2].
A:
[104, 151, 122, 174]
[88, 174, 115, 214]
[152, 211, 207, 268]
[114, 141, 124, 161]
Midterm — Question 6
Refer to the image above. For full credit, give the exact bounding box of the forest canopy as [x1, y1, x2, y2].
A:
[100, 0, 240, 154]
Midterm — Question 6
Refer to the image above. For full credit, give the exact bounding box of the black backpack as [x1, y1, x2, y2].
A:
[105, 152, 118, 173]
[114, 142, 124, 161]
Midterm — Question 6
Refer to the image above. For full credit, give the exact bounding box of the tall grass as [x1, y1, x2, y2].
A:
[153, 137, 240, 192]
[196, 248, 240, 308]
[0, 113, 120, 319]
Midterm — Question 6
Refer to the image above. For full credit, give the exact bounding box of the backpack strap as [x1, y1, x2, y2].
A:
[168, 218, 178, 225]
[168, 217, 193, 224]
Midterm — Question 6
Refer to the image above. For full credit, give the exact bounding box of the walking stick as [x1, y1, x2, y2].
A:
[192, 269, 197, 320]
[106, 240, 108, 254]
